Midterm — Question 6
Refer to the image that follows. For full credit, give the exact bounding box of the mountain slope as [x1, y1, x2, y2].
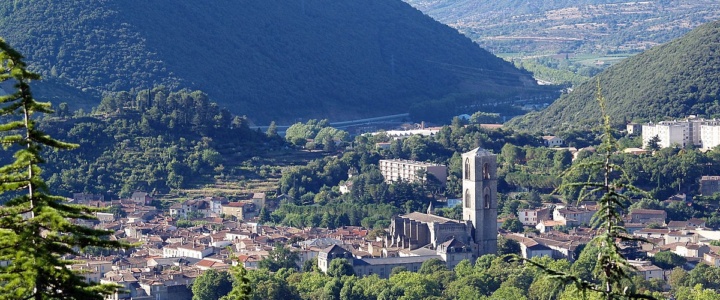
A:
[404, 0, 720, 54]
[508, 20, 720, 132]
[0, 0, 540, 123]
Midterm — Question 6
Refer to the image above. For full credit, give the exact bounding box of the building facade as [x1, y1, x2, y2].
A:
[518, 207, 551, 226]
[323, 148, 499, 277]
[378, 159, 447, 186]
[642, 121, 690, 148]
[462, 148, 498, 256]
[700, 176, 720, 196]
[642, 117, 720, 150]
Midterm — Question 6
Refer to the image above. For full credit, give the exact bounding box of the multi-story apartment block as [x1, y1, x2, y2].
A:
[700, 120, 720, 150]
[642, 117, 720, 150]
[378, 159, 447, 186]
[642, 121, 691, 148]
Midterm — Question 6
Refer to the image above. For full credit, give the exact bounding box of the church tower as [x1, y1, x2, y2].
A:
[462, 148, 498, 257]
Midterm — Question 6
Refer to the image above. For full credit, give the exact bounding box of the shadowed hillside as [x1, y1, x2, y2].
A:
[508, 20, 720, 132]
[0, 0, 542, 123]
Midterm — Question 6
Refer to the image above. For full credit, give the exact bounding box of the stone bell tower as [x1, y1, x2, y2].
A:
[462, 148, 498, 257]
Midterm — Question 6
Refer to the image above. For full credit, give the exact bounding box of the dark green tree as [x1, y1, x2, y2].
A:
[327, 258, 354, 278]
[501, 218, 524, 233]
[651, 251, 687, 270]
[419, 258, 448, 274]
[497, 236, 521, 255]
[258, 242, 300, 271]
[0, 39, 126, 299]
[192, 269, 232, 300]
[258, 206, 271, 223]
[223, 260, 252, 300]
[302, 257, 318, 273]
[646, 135, 661, 151]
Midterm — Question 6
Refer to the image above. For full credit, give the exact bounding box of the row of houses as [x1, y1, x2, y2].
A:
[518, 204, 671, 231]
[69, 191, 386, 299]
[167, 194, 265, 220]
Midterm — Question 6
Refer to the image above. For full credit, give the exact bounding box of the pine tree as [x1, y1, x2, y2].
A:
[519, 84, 656, 299]
[0, 39, 126, 299]
[266, 121, 278, 138]
[646, 135, 661, 151]
[223, 250, 252, 300]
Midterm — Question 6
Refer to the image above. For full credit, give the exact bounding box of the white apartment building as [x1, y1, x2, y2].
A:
[701, 120, 720, 150]
[642, 121, 690, 148]
[642, 117, 720, 150]
[378, 159, 447, 186]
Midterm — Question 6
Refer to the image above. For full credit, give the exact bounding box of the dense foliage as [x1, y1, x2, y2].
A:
[37, 86, 277, 197]
[271, 123, 543, 228]
[0, 0, 543, 123]
[0, 39, 125, 299]
[197, 253, 720, 299]
[510, 20, 720, 132]
[271, 119, 720, 230]
[512, 57, 597, 86]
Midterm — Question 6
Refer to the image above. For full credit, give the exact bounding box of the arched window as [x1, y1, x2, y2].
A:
[483, 163, 490, 179]
[484, 187, 491, 209]
[464, 158, 470, 180]
[465, 189, 471, 208]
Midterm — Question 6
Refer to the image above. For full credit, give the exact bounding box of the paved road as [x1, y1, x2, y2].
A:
[251, 113, 410, 132]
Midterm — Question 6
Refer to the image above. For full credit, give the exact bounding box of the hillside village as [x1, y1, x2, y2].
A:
[2, 1, 720, 300]
[67, 143, 720, 299]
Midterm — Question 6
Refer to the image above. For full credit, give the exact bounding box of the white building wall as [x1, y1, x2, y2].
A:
[643, 122, 688, 148]
[518, 209, 538, 226]
[701, 123, 720, 150]
[378, 159, 447, 186]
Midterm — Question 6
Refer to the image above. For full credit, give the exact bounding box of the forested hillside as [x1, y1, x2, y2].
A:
[405, 0, 720, 55]
[38, 87, 282, 197]
[0, 0, 542, 124]
[508, 20, 720, 132]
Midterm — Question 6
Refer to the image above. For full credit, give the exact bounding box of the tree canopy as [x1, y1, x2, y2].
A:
[0, 38, 126, 300]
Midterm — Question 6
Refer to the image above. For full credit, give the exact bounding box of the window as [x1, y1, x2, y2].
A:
[483, 163, 490, 179]
[484, 187, 491, 209]
[465, 189, 471, 208]
[464, 158, 470, 180]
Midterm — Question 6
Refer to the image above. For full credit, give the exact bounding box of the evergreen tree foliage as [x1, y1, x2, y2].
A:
[519, 85, 656, 299]
[645, 135, 660, 151]
[224, 251, 252, 300]
[0, 38, 125, 299]
[497, 236, 521, 256]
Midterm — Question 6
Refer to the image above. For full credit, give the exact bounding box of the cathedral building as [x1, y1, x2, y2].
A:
[388, 147, 498, 258]
[318, 148, 499, 278]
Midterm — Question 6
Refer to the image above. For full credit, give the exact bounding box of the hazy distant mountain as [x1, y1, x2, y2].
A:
[508, 20, 720, 132]
[404, 0, 720, 55]
[0, 0, 542, 124]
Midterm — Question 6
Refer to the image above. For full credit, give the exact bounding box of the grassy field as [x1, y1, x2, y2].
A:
[568, 53, 635, 67]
